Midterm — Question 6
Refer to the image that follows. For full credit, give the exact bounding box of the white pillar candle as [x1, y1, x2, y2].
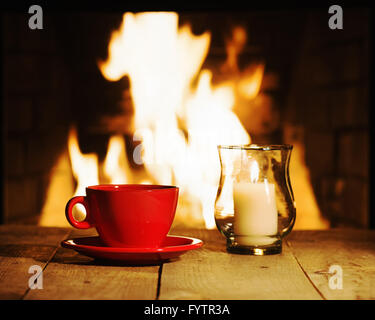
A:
[233, 181, 278, 246]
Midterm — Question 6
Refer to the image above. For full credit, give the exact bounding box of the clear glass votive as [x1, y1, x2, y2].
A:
[215, 144, 296, 255]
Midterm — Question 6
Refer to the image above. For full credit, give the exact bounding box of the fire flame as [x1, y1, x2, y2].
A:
[38, 12, 329, 230]
[99, 12, 252, 228]
[103, 135, 131, 184]
[40, 12, 267, 229]
[68, 128, 99, 194]
[67, 127, 99, 221]
[249, 159, 260, 183]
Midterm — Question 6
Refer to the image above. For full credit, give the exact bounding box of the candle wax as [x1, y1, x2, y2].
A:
[233, 181, 278, 246]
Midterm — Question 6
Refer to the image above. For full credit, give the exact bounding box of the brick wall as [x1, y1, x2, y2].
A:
[286, 8, 370, 227]
[2, 12, 127, 224]
[3, 13, 71, 223]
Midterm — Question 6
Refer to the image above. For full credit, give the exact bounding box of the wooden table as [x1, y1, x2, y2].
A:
[0, 224, 375, 300]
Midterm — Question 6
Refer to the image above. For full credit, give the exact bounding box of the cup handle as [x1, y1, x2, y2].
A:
[65, 196, 93, 229]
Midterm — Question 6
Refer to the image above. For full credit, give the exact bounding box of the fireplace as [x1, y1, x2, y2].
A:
[2, 7, 371, 229]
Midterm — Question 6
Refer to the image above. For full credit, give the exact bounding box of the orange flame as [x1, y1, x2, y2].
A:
[99, 12, 253, 228]
[40, 13, 264, 229]
[67, 127, 99, 220]
[68, 128, 99, 194]
[238, 64, 265, 100]
[38, 13, 328, 230]
[103, 135, 131, 184]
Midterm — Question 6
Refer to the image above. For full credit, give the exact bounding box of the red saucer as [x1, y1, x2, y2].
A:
[61, 235, 203, 264]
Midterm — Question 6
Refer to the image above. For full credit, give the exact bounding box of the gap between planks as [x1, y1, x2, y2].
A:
[285, 239, 326, 300]
[0, 225, 72, 300]
[23, 228, 161, 300]
[21, 228, 73, 300]
[158, 228, 323, 300]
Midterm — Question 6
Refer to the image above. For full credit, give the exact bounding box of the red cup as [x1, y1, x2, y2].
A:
[65, 184, 179, 248]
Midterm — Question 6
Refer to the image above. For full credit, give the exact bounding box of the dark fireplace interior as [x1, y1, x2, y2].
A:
[2, 8, 371, 228]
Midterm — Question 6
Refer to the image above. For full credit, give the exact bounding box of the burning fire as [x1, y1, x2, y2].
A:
[39, 12, 328, 229]
[103, 134, 131, 184]
[98, 12, 252, 228]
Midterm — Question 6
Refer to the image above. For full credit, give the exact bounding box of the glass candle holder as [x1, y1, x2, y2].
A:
[214, 144, 296, 255]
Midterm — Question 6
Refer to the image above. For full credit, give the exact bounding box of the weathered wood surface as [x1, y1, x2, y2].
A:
[0, 225, 374, 300]
[0, 226, 160, 300]
[160, 228, 322, 300]
[286, 230, 375, 300]
[0, 225, 70, 299]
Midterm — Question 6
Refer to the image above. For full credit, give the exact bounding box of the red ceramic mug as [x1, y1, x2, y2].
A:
[65, 184, 179, 248]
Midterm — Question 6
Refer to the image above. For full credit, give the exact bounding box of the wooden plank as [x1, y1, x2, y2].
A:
[159, 228, 322, 300]
[0, 225, 70, 299]
[3, 225, 374, 300]
[287, 229, 375, 300]
[24, 228, 160, 300]
[0, 225, 70, 246]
